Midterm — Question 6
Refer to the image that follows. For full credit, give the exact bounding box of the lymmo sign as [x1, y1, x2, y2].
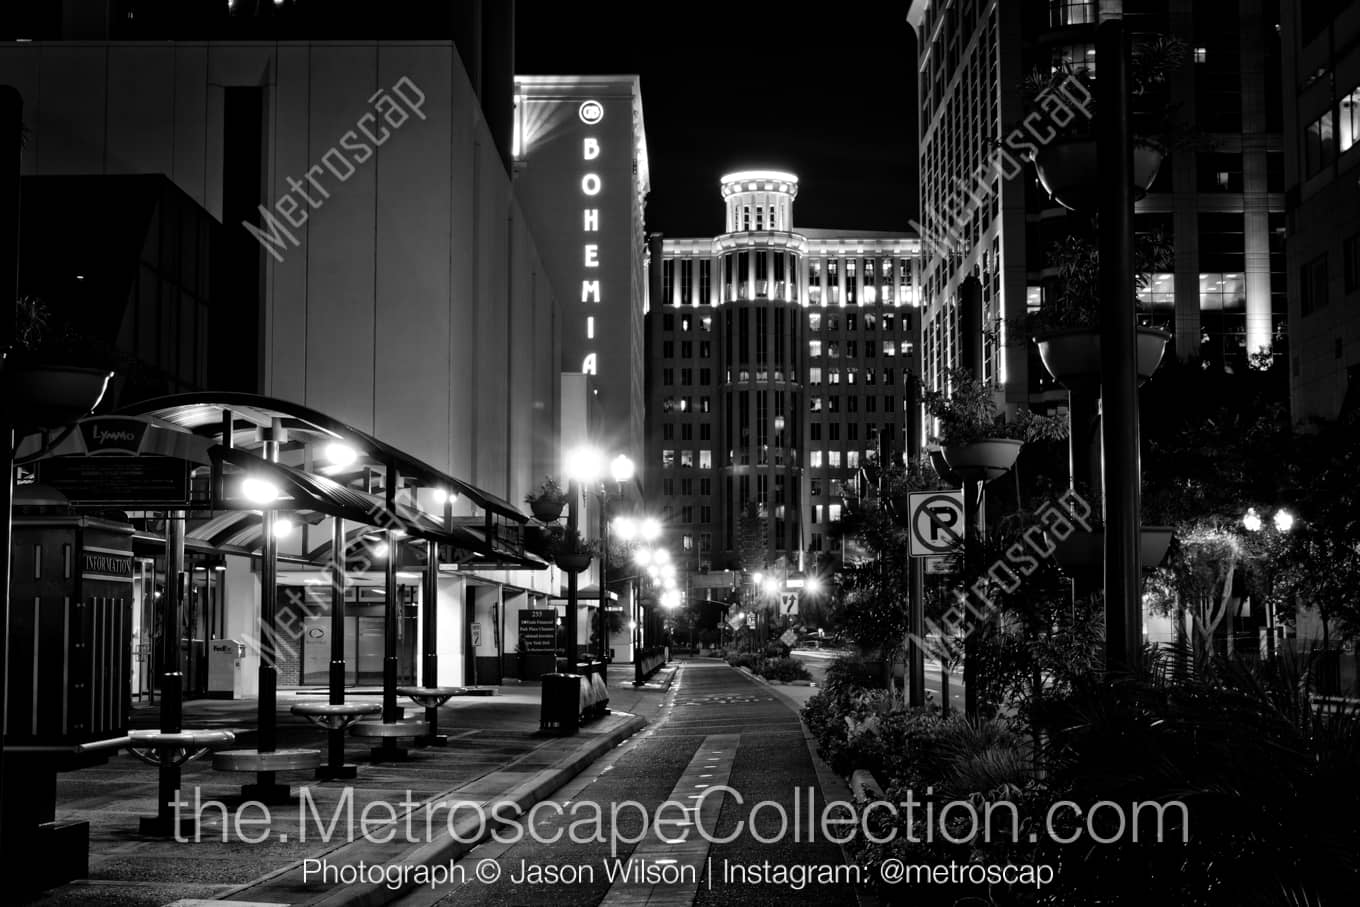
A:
[79, 418, 149, 455]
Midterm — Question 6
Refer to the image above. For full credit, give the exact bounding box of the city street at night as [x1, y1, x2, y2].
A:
[2, 2, 1360, 905]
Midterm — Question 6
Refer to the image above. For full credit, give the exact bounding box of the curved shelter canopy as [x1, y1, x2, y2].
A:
[19, 392, 547, 569]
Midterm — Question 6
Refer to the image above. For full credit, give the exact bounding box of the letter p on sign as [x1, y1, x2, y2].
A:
[909, 491, 965, 556]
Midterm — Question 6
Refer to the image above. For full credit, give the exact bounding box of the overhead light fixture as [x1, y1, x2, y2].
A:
[324, 441, 358, 467]
[372, 542, 390, 559]
[273, 518, 295, 538]
[241, 476, 280, 505]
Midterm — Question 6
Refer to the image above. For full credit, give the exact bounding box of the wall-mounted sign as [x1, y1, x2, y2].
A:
[580, 107, 603, 376]
[41, 455, 191, 506]
[82, 549, 133, 582]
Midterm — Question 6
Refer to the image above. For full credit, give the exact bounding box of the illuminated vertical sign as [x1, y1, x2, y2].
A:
[580, 101, 603, 376]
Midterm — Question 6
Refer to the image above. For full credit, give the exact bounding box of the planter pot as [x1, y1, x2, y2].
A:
[941, 439, 1023, 483]
[1051, 525, 1175, 572]
[1033, 138, 1165, 212]
[1, 359, 113, 430]
[530, 498, 566, 522]
[555, 552, 593, 573]
[1034, 326, 1172, 389]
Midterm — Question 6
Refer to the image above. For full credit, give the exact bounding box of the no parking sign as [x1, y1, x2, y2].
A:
[908, 491, 965, 557]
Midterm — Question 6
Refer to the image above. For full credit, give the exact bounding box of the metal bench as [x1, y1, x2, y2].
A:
[127, 730, 237, 768]
[211, 748, 322, 773]
[350, 718, 427, 762]
[290, 702, 381, 779]
[396, 685, 467, 746]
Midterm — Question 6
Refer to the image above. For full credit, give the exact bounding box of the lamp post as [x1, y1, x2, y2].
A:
[596, 455, 636, 671]
[565, 446, 642, 671]
[1243, 506, 1294, 660]
[562, 446, 604, 667]
[614, 513, 660, 663]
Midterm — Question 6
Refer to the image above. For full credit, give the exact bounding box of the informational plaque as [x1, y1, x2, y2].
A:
[41, 456, 190, 506]
[518, 609, 559, 654]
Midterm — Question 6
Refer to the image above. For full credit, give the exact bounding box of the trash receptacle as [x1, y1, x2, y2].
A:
[207, 639, 246, 699]
[539, 673, 582, 734]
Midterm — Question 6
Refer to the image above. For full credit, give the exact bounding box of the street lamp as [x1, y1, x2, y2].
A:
[1243, 505, 1295, 659]
[562, 444, 602, 666]
[566, 446, 644, 670]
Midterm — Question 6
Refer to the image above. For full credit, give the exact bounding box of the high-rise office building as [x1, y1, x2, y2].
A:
[645, 172, 921, 574]
[906, 0, 1287, 409]
[1279, 0, 1360, 420]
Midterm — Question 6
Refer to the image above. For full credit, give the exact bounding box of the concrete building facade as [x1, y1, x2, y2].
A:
[906, 0, 1288, 411]
[646, 172, 921, 576]
[1280, 0, 1360, 420]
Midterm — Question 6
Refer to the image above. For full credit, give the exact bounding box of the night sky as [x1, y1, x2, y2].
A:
[515, 1, 920, 238]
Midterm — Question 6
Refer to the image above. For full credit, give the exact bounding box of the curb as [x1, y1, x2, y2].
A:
[218, 713, 646, 907]
[625, 663, 678, 692]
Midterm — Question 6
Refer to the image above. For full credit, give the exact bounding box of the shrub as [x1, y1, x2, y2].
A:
[725, 651, 761, 672]
[757, 656, 811, 683]
[823, 653, 888, 696]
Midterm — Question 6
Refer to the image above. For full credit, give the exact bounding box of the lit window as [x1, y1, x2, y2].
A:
[661, 449, 675, 468]
[828, 503, 842, 522]
[809, 340, 822, 357]
[1305, 110, 1337, 176]
[810, 450, 823, 468]
[680, 450, 694, 468]
[808, 367, 822, 385]
[699, 450, 712, 469]
[829, 451, 842, 467]
[1194, 46, 1207, 63]
[1341, 86, 1360, 153]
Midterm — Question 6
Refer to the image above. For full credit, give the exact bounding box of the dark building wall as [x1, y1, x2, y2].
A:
[17, 174, 226, 408]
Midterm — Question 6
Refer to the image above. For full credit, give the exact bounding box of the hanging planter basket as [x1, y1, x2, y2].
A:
[1, 358, 113, 431]
[555, 552, 593, 574]
[1034, 326, 1172, 390]
[530, 498, 566, 522]
[941, 439, 1023, 484]
[1051, 525, 1176, 572]
[1033, 138, 1165, 212]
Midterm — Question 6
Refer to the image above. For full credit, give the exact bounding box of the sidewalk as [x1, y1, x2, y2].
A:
[20, 679, 663, 907]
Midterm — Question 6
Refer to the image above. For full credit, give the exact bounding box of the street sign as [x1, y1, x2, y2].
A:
[924, 556, 952, 574]
[470, 622, 482, 647]
[779, 629, 798, 648]
[781, 593, 799, 615]
[908, 490, 965, 557]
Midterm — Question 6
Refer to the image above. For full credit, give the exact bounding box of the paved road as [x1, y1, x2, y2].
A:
[394, 660, 863, 906]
